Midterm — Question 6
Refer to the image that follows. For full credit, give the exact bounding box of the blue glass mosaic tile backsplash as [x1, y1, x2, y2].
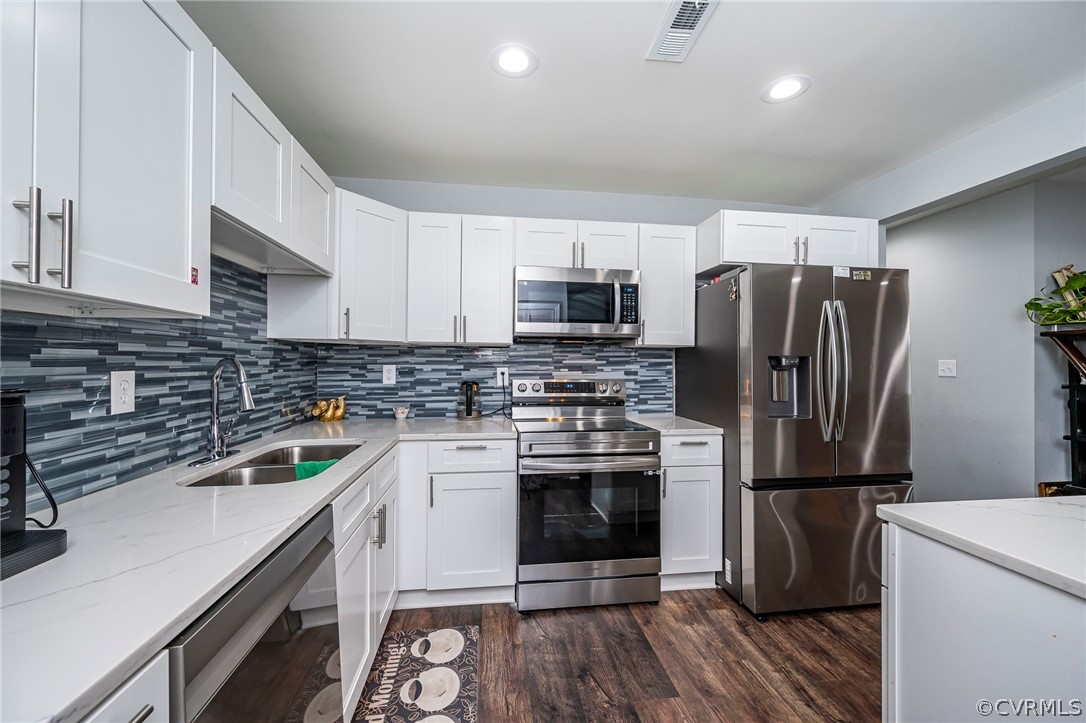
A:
[1, 257, 674, 510]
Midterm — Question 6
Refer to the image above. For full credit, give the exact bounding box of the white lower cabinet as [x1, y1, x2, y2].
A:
[335, 509, 374, 723]
[372, 483, 398, 639]
[660, 465, 723, 575]
[427, 471, 518, 591]
[82, 651, 168, 723]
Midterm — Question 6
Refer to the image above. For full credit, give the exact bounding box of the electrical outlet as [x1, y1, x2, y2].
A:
[382, 365, 396, 385]
[496, 367, 509, 387]
[110, 370, 135, 414]
[937, 360, 957, 378]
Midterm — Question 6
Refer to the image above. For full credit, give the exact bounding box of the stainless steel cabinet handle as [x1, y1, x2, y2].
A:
[381, 503, 388, 546]
[801, 235, 809, 264]
[662, 468, 667, 498]
[429, 475, 434, 507]
[455, 444, 488, 450]
[834, 300, 852, 441]
[11, 186, 41, 283]
[571, 240, 577, 267]
[343, 307, 350, 339]
[128, 704, 154, 723]
[453, 315, 458, 343]
[640, 319, 646, 343]
[462, 315, 467, 343]
[371, 505, 386, 549]
[580, 241, 585, 268]
[678, 440, 710, 446]
[46, 198, 73, 288]
[793, 236, 800, 264]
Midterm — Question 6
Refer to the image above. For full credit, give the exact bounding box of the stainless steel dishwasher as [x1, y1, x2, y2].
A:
[167, 507, 333, 723]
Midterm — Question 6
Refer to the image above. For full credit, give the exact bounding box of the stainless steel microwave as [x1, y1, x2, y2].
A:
[514, 266, 641, 341]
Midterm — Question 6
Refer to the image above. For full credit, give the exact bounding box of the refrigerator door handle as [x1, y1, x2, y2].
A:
[833, 300, 852, 440]
[816, 300, 838, 442]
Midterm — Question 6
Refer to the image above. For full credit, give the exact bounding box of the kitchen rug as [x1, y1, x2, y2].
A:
[286, 625, 480, 723]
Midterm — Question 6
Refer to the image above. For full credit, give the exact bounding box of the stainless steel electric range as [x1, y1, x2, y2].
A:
[512, 378, 662, 611]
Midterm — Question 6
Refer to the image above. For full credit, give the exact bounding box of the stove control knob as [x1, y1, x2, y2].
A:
[611, 382, 623, 393]
[597, 382, 608, 394]
[517, 383, 527, 392]
[531, 383, 542, 392]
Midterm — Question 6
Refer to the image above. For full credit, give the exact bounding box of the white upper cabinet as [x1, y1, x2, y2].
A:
[290, 139, 335, 274]
[579, 221, 639, 270]
[2, 0, 212, 318]
[407, 213, 462, 344]
[637, 224, 695, 347]
[514, 217, 578, 267]
[212, 49, 290, 246]
[210, 51, 334, 275]
[697, 210, 877, 271]
[514, 218, 639, 269]
[460, 215, 514, 345]
[267, 189, 406, 342]
[406, 214, 514, 346]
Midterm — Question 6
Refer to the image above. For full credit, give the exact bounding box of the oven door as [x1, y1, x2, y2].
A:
[518, 455, 661, 581]
[514, 266, 641, 340]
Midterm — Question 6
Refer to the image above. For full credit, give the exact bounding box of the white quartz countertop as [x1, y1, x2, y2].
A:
[0, 417, 515, 723]
[878, 497, 1086, 599]
[627, 413, 723, 435]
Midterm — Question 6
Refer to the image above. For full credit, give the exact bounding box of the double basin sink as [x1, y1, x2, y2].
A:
[184, 443, 364, 487]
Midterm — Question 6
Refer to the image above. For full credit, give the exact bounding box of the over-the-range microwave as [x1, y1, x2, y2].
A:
[513, 266, 641, 342]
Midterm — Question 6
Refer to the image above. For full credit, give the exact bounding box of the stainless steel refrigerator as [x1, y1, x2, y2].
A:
[676, 263, 913, 615]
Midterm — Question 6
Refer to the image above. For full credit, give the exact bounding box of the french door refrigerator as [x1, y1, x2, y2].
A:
[676, 263, 913, 615]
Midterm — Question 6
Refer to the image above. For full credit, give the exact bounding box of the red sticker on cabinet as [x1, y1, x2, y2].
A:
[191, 267, 199, 285]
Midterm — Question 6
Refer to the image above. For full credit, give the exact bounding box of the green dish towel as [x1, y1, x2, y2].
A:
[295, 459, 339, 481]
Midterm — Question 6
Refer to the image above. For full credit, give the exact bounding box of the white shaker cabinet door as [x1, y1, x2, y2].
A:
[580, 221, 639, 270]
[32, 0, 212, 315]
[514, 217, 578, 268]
[407, 212, 462, 343]
[638, 224, 695, 347]
[372, 482, 399, 640]
[289, 138, 335, 274]
[427, 472, 517, 590]
[799, 215, 877, 267]
[660, 465, 723, 575]
[339, 189, 407, 342]
[212, 49, 290, 247]
[1, 0, 37, 289]
[460, 215, 514, 345]
[721, 211, 801, 265]
[336, 517, 374, 723]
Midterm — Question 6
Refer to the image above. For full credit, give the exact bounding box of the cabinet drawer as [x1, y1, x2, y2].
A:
[660, 435, 722, 467]
[83, 651, 169, 723]
[375, 447, 398, 495]
[427, 439, 516, 473]
[333, 468, 375, 550]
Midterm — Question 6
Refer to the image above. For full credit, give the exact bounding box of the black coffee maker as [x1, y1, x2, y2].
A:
[2, 389, 66, 579]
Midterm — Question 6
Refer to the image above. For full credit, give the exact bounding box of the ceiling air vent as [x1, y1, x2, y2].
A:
[646, 0, 718, 63]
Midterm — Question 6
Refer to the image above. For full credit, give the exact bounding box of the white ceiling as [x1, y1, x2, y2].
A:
[181, 1, 1086, 208]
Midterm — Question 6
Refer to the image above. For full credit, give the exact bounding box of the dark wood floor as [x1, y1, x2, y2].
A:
[203, 589, 882, 722]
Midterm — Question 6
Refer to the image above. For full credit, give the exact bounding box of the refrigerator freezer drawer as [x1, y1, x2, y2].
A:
[740, 483, 913, 614]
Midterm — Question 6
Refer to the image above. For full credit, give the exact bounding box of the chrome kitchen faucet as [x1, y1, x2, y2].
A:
[189, 357, 256, 466]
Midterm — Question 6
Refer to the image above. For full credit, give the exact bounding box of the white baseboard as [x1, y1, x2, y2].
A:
[661, 572, 718, 592]
[394, 586, 516, 610]
[298, 605, 339, 629]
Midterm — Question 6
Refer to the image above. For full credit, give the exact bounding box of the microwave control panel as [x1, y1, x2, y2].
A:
[620, 285, 639, 324]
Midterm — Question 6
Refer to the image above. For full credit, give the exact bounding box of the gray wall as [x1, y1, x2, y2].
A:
[887, 186, 1038, 501]
[333, 177, 813, 225]
[887, 182, 1086, 501]
[1034, 182, 1086, 483]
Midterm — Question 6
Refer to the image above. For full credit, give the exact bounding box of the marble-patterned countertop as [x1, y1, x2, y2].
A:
[878, 497, 1086, 599]
[0, 417, 515, 723]
[628, 413, 723, 435]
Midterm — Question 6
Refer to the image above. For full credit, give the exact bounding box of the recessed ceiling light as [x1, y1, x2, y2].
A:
[760, 75, 811, 103]
[490, 43, 538, 78]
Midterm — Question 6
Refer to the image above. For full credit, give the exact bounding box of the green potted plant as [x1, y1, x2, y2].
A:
[1025, 265, 1086, 326]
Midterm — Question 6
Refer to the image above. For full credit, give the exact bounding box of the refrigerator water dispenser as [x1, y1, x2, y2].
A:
[767, 356, 811, 418]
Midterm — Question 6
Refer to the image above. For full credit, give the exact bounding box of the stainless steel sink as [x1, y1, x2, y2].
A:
[242, 444, 364, 466]
[183, 443, 364, 487]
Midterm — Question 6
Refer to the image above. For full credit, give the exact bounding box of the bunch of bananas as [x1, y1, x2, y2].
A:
[310, 395, 347, 422]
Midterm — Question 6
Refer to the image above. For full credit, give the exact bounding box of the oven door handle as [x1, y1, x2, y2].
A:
[519, 455, 661, 474]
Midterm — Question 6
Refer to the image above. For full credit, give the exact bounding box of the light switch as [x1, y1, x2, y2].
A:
[937, 360, 957, 378]
[110, 370, 135, 414]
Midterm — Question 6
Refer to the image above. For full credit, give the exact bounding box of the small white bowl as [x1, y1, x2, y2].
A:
[392, 406, 410, 420]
